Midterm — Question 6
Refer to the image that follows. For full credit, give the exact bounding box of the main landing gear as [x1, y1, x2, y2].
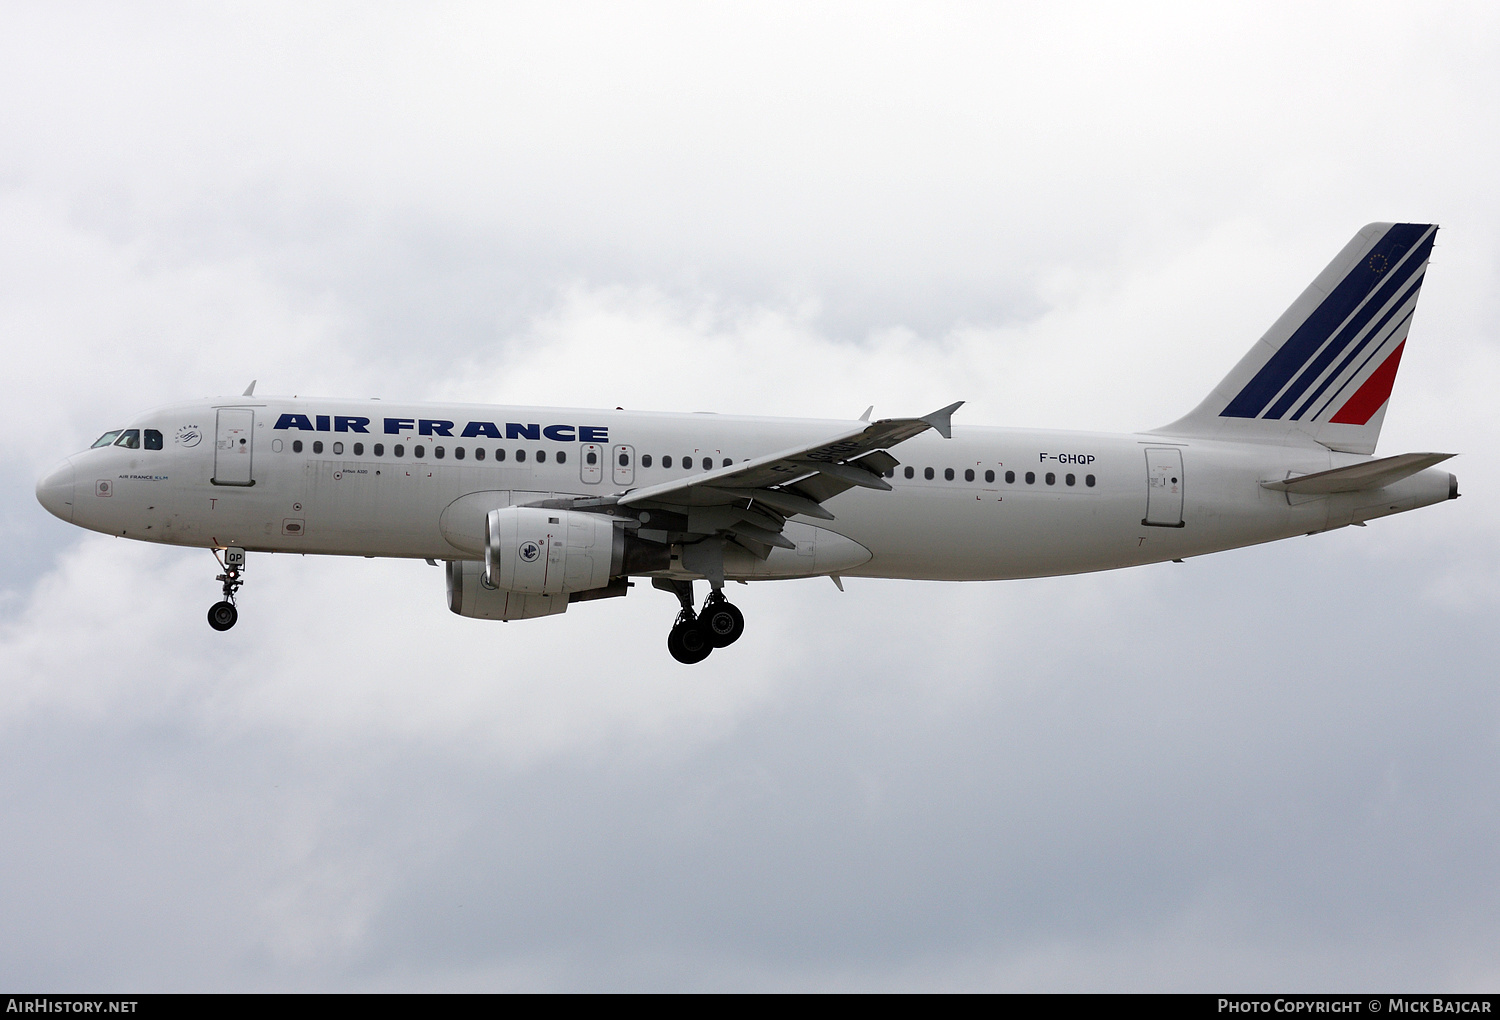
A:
[207, 547, 246, 632]
[655, 579, 745, 664]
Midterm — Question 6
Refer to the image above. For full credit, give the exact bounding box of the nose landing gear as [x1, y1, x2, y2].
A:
[654, 578, 745, 663]
[207, 547, 246, 632]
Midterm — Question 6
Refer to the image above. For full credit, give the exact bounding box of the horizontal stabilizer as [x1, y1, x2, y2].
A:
[1262, 452, 1454, 494]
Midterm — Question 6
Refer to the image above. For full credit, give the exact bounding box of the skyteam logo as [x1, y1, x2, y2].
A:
[1220, 223, 1436, 427]
[518, 541, 541, 563]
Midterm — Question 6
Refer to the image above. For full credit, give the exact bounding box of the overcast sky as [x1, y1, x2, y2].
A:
[3, 1, 1499, 991]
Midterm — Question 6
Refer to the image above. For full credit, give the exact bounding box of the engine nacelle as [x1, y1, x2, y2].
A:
[445, 559, 570, 620]
[485, 507, 622, 595]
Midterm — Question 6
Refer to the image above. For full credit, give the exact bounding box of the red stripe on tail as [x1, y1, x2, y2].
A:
[1330, 340, 1406, 425]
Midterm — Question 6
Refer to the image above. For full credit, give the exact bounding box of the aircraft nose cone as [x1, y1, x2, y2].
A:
[36, 459, 75, 523]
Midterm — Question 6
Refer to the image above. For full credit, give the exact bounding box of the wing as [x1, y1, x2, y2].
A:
[610, 401, 963, 556]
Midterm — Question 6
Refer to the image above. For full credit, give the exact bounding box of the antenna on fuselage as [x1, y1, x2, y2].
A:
[242, 380, 257, 397]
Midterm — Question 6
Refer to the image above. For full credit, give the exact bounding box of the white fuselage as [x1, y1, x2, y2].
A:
[37, 396, 1456, 582]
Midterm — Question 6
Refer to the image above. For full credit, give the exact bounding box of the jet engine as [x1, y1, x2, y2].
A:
[485, 507, 623, 594]
[445, 558, 570, 620]
[445, 507, 667, 621]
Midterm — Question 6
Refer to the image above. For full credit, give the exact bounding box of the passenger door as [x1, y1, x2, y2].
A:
[213, 408, 255, 486]
[1143, 447, 1184, 527]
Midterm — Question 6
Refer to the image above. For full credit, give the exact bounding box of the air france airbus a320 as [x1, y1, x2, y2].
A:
[36, 223, 1459, 663]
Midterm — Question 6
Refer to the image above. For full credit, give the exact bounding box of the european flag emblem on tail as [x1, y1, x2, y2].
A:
[1154, 223, 1437, 455]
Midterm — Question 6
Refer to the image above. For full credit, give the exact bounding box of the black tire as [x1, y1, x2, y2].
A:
[667, 620, 713, 664]
[702, 600, 745, 647]
[207, 601, 238, 631]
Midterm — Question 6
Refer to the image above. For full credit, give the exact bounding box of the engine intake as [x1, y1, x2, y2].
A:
[485, 507, 623, 595]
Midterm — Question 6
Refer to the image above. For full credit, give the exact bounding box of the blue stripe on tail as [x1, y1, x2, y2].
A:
[1220, 223, 1433, 419]
[1291, 279, 1421, 421]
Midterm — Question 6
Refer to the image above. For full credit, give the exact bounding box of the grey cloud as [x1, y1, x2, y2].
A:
[2, 0, 1499, 992]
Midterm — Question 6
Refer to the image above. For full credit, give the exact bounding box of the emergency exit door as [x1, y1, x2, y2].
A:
[580, 443, 603, 484]
[612, 445, 636, 486]
[1143, 447, 1184, 527]
[213, 408, 255, 486]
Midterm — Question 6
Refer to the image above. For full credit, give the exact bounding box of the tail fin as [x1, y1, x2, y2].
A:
[1154, 222, 1437, 454]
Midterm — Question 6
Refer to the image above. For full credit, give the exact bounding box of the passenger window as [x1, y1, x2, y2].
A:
[964, 468, 974, 482]
[394, 444, 404, 457]
[556, 450, 566, 464]
[313, 441, 324, 455]
[1025, 471, 1035, 484]
[683, 456, 693, 469]
[434, 446, 444, 459]
[984, 470, 995, 483]
[92, 430, 123, 448]
[722, 458, 731, 468]
[333, 442, 344, 455]
[455, 447, 465, 460]
[587, 451, 598, 465]
[115, 430, 140, 449]
[474, 448, 484, 461]
[1065, 473, 1075, 486]
[144, 429, 163, 450]
[904, 466, 914, 479]
[642, 454, 653, 467]
[1045, 472, 1055, 485]
[885, 468, 895, 478]
[495, 448, 506, 461]
[924, 467, 934, 480]
[413, 445, 424, 458]
[293, 440, 304, 453]
[353, 442, 364, 456]
[1086, 474, 1096, 487]
[1005, 470, 1015, 483]
[662, 455, 673, 468]
[374, 443, 384, 456]
[618, 452, 629, 466]
[516, 449, 526, 463]
[537, 450, 547, 463]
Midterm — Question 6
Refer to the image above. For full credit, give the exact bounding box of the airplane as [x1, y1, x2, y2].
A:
[35, 222, 1459, 663]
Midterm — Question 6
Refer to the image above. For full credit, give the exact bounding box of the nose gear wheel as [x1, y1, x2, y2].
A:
[207, 601, 238, 631]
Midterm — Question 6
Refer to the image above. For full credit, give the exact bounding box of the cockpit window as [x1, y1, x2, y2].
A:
[114, 430, 141, 449]
[144, 429, 163, 450]
[92, 430, 123, 448]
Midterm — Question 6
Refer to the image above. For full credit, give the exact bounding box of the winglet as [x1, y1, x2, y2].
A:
[859, 405, 873, 422]
[921, 401, 964, 439]
[242, 380, 257, 397]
